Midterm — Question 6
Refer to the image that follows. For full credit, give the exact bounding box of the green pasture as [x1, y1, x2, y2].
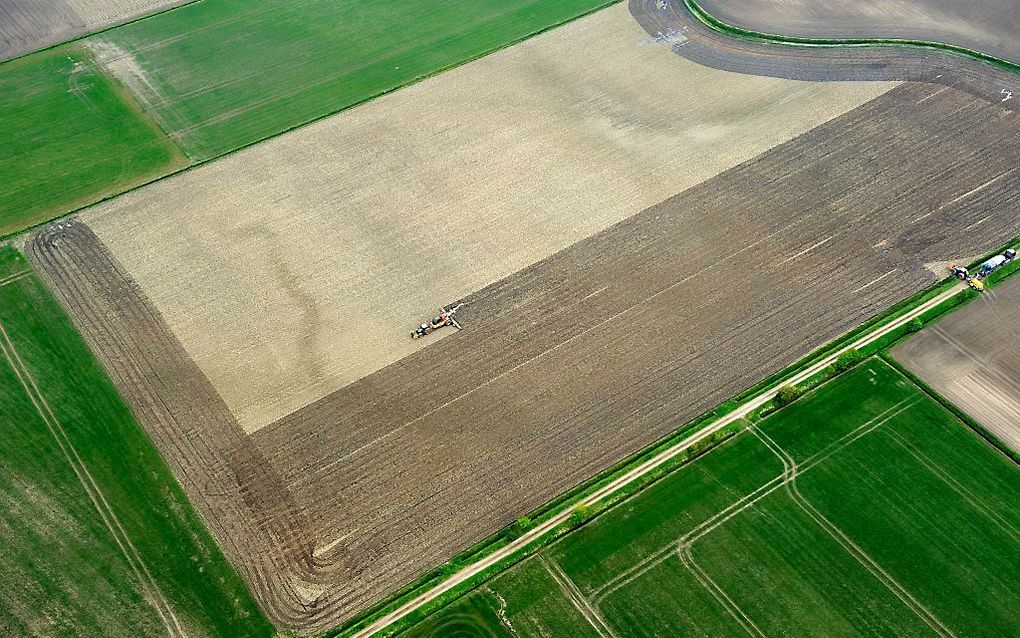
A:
[0, 247, 271, 637]
[402, 358, 1020, 637]
[0, 46, 184, 236]
[95, 0, 614, 160]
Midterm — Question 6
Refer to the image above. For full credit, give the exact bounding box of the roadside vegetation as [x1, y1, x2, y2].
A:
[0, 247, 271, 637]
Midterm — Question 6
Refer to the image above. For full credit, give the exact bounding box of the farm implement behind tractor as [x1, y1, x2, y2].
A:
[949, 248, 1016, 291]
[412, 303, 465, 339]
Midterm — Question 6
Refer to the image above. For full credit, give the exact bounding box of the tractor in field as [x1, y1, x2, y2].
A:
[949, 248, 1016, 292]
[948, 263, 985, 291]
[412, 303, 465, 339]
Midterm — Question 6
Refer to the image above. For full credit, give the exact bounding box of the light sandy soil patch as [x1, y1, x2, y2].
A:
[698, 0, 1020, 64]
[893, 276, 1020, 453]
[85, 3, 895, 432]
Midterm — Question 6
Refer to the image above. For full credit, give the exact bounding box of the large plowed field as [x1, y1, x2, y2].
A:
[29, 81, 1020, 632]
[82, 3, 893, 433]
[630, 0, 1020, 115]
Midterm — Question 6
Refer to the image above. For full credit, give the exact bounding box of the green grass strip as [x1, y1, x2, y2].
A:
[684, 0, 1020, 75]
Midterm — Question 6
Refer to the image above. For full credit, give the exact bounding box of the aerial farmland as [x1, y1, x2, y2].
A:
[1, 0, 1019, 637]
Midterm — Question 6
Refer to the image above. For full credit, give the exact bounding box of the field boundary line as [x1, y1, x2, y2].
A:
[754, 427, 956, 638]
[0, 315, 184, 637]
[307, 211, 827, 483]
[592, 472, 784, 602]
[882, 428, 1020, 542]
[677, 546, 765, 638]
[538, 555, 618, 638]
[347, 285, 964, 637]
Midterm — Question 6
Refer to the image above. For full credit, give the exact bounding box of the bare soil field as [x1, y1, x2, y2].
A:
[893, 278, 1020, 452]
[0, 0, 184, 61]
[31, 83, 1020, 632]
[1, 0, 81, 60]
[631, 0, 1020, 114]
[83, 3, 894, 433]
[697, 0, 1020, 64]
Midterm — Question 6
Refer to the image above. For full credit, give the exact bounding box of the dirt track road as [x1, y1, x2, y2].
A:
[629, 0, 1020, 114]
[351, 283, 966, 638]
[30, 83, 1020, 632]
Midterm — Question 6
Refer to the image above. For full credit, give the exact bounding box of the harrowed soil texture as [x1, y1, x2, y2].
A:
[28, 83, 1020, 632]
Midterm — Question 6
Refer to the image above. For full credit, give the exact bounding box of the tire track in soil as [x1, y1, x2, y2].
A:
[0, 306, 182, 637]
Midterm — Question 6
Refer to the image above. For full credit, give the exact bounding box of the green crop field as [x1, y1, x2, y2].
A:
[0, 247, 271, 637]
[93, 0, 614, 160]
[401, 359, 1020, 637]
[0, 46, 185, 236]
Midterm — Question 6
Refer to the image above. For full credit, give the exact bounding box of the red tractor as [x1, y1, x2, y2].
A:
[411, 303, 465, 339]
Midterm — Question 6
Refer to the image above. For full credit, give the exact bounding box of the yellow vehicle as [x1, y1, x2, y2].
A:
[949, 263, 984, 292]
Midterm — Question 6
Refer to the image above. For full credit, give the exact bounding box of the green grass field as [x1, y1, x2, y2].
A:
[401, 359, 1020, 637]
[94, 0, 614, 160]
[0, 46, 185, 236]
[0, 247, 272, 637]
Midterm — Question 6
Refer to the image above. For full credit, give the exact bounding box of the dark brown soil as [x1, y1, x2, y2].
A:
[30, 83, 1020, 632]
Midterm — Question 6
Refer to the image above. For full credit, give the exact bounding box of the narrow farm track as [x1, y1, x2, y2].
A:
[0, 312, 182, 637]
[593, 399, 915, 605]
[30, 84, 1020, 632]
[629, 0, 1020, 114]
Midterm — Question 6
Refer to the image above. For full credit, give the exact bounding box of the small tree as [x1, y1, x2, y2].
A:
[505, 516, 532, 540]
[833, 348, 864, 372]
[568, 505, 590, 529]
[774, 384, 804, 408]
[907, 318, 924, 333]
